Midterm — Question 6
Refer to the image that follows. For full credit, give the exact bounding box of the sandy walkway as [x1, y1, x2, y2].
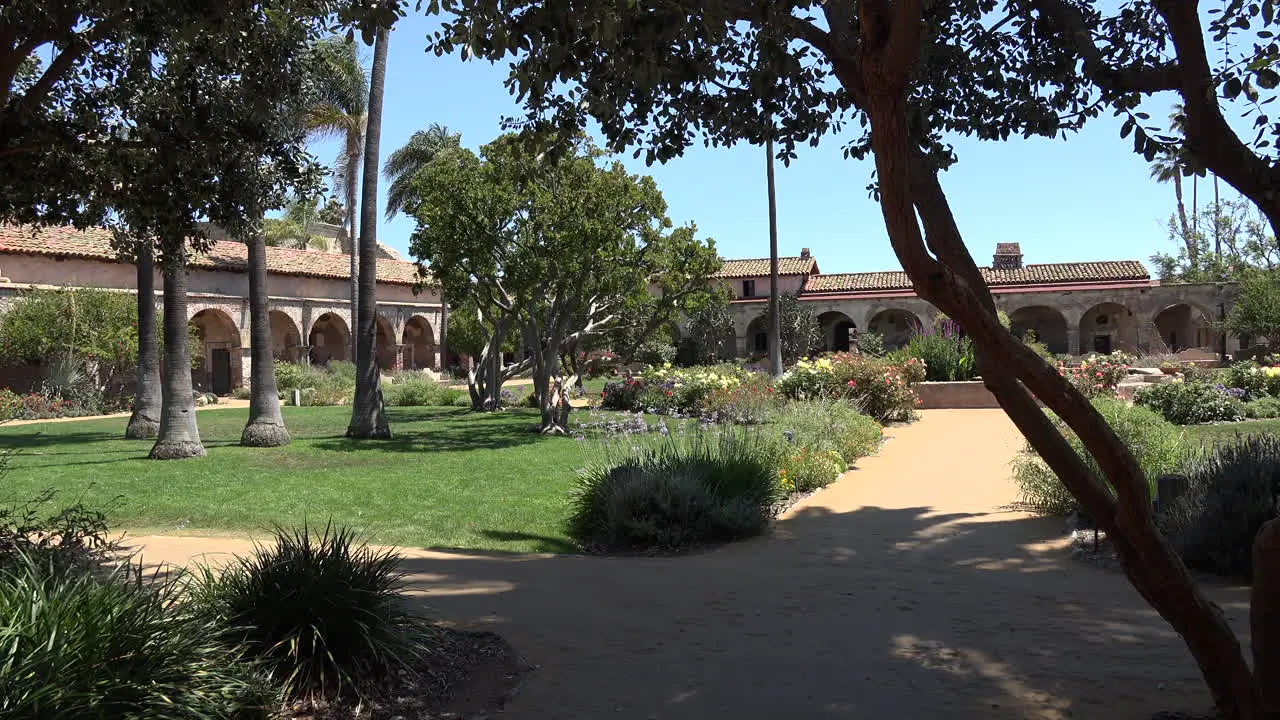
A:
[2, 397, 254, 428]
[129, 410, 1250, 719]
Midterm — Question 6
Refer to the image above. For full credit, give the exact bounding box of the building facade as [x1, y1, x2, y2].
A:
[713, 244, 1236, 359]
[0, 225, 444, 395]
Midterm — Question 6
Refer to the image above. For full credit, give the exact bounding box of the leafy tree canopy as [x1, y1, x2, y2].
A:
[1, 1, 413, 262]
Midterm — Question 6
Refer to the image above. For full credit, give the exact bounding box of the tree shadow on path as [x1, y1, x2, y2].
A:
[391, 503, 1248, 720]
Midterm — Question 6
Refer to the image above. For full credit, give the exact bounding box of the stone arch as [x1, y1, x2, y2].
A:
[1008, 305, 1069, 354]
[817, 311, 857, 352]
[269, 310, 302, 363]
[401, 315, 436, 370]
[866, 308, 920, 350]
[1154, 302, 1220, 353]
[744, 314, 769, 356]
[308, 312, 350, 366]
[375, 314, 397, 371]
[191, 308, 242, 394]
[1079, 302, 1139, 355]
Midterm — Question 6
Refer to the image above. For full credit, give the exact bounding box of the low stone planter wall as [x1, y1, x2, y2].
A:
[915, 380, 1046, 409]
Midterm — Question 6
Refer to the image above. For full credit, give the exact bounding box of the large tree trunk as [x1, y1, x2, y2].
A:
[241, 231, 290, 447]
[346, 27, 391, 439]
[530, 329, 570, 434]
[150, 250, 205, 459]
[126, 243, 161, 439]
[347, 134, 360, 362]
[1254, 518, 1280, 718]
[849, 2, 1260, 715]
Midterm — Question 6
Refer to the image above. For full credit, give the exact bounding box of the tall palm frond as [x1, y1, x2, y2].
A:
[383, 124, 462, 219]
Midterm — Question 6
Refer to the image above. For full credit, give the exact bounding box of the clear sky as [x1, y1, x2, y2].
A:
[308, 12, 1235, 276]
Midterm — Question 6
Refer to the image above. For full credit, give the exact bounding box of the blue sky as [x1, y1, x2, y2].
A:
[308, 12, 1234, 276]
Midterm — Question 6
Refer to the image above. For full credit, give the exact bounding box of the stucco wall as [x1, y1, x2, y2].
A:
[0, 251, 446, 393]
[724, 282, 1238, 359]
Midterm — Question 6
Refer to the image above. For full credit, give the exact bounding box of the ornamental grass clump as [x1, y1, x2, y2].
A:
[772, 399, 882, 468]
[1013, 398, 1187, 516]
[568, 426, 785, 552]
[0, 555, 278, 720]
[190, 524, 440, 702]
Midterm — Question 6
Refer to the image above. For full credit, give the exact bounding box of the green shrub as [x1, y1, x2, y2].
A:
[1013, 398, 1187, 515]
[772, 399, 882, 467]
[382, 377, 462, 407]
[231, 386, 252, 400]
[1158, 435, 1280, 578]
[0, 556, 277, 720]
[273, 359, 310, 391]
[569, 427, 785, 551]
[326, 360, 358, 386]
[1246, 396, 1280, 419]
[903, 319, 977, 381]
[1134, 381, 1246, 425]
[778, 446, 846, 493]
[191, 524, 438, 701]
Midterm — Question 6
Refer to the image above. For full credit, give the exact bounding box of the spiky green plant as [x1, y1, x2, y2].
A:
[0, 555, 277, 720]
[190, 524, 439, 701]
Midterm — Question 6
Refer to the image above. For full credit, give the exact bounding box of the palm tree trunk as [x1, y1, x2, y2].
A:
[1174, 172, 1196, 263]
[765, 133, 783, 376]
[347, 135, 360, 362]
[346, 26, 391, 439]
[1215, 173, 1222, 258]
[150, 247, 205, 459]
[241, 230, 290, 447]
[126, 243, 162, 439]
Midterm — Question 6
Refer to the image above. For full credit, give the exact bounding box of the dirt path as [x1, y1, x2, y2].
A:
[2, 398, 254, 428]
[129, 410, 1249, 719]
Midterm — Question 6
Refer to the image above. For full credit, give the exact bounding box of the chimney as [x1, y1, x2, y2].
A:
[800, 248, 811, 259]
[993, 242, 1023, 270]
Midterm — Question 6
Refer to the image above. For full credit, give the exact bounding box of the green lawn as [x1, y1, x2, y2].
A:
[0, 406, 591, 553]
[1183, 418, 1280, 446]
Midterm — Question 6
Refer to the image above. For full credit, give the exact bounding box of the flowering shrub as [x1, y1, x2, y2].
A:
[0, 389, 85, 420]
[778, 447, 846, 493]
[1058, 354, 1129, 398]
[581, 350, 622, 379]
[600, 378, 645, 410]
[902, 318, 977, 381]
[701, 382, 777, 425]
[1220, 360, 1280, 400]
[1134, 380, 1246, 425]
[775, 354, 921, 423]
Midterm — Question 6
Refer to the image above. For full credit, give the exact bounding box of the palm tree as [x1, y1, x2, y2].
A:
[125, 242, 161, 439]
[346, 27, 391, 439]
[150, 244, 206, 459]
[1150, 149, 1191, 244]
[305, 37, 368, 359]
[383, 123, 461, 219]
[240, 223, 291, 447]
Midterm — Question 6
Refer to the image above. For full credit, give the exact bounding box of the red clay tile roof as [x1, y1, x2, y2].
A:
[713, 256, 818, 278]
[0, 224, 425, 286]
[803, 261, 1150, 293]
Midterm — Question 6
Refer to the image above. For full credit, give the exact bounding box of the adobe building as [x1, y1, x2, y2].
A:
[0, 224, 444, 395]
[713, 244, 1237, 359]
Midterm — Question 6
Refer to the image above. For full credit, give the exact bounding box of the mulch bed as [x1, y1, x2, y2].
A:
[284, 628, 530, 720]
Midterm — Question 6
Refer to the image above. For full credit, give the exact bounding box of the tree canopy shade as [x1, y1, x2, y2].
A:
[0, 1, 407, 233]
[429, 0, 1280, 715]
[407, 133, 720, 432]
